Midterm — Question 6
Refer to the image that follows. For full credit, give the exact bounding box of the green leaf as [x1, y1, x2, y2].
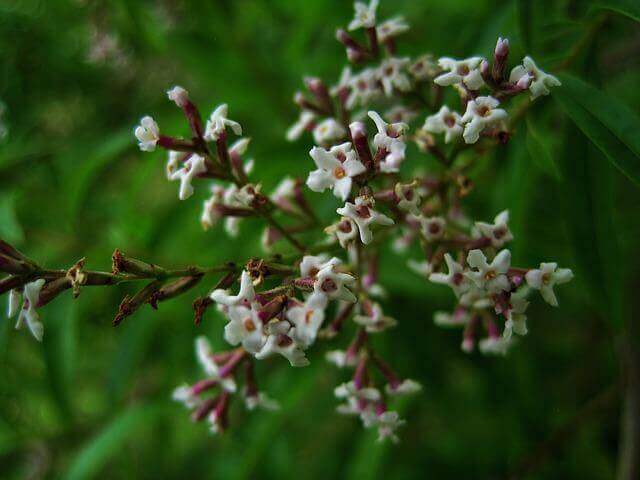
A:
[516, 0, 533, 51]
[592, 0, 640, 22]
[525, 117, 562, 180]
[64, 404, 159, 480]
[555, 73, 640, 187]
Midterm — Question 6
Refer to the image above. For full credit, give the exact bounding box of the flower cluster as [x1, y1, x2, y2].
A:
[2, 0, 571, 444]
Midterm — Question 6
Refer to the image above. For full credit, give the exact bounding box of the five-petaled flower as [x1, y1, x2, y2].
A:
[525, 262, 573, 306]
[337, 195, 394, 245]
[168, 154, 208, 200]
[377, 57, 412, 96]
[429, 253, 471, 297]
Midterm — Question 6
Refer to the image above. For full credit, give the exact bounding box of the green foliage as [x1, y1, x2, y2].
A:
[0, 1, 637, 479]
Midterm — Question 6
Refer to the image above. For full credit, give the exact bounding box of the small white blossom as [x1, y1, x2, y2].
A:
[271, 176, 296, 204]
[377, 57, 412, 96]
[328, 217, 359, 248]
[503, 295, 529, 340]
[353, 302, 397, 333]
[348, 0, 379, 30]
[166, 150, 184, 179]
[346, 68, 381, 109]
[167, 154, 207, 200]
[200, 184, 226, 230]
[166, 85, 189, 107]
[13, 279, 45, 341]
[286, 293, 328, 348]
[314, 262, 357, 303]
[376, 17, 409, 43]
[313, 118, 346, 145]
[423, 106, 463, 143]
[7, 289, 21, 318]
[407, 259, 433, 278]
[420, 216, 446, 241]
[394, 182, 421, 215]
[286, 111, 316, 141]
[434, 56, 485, 90]
[224, 305, 266, 354]
[466, 249, 512, 294]
[479, 336, 512, 356]
[255, 332, 310, 367]
[434, 309, 471, 328]
[337, 196, 394, 245]
[325, 349, 357, 368]
[335, 381, 381, 402]
[172, 384, 202, 410]
[461, 96, 508, 144]
[525, 262, 573, 307]
[409, 54, 438, 80]
[429, 253, 471, 297]
[210, 270, 255, 307]
[195, 336, 237, 392]
[510, 56, 561, 100]
[362, 410, 405, 444]
[307, 143, 366, 200]
[475, 210, 513, 247]
[134, 116, 160, 152]
[385, 379, 422, 396]
[367, 111, 408, 172]
[204, 104, 242, 141]
[244, 390, 280, 411]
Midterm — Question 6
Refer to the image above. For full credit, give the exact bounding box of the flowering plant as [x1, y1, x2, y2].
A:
[1, 0, 574, 444]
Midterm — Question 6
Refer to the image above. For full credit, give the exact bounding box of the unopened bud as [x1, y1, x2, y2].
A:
[112, 249, 166, 277]
[113, 279, 163, 326]
[492, 37, 510, 84]
[349, 121, 374, 171]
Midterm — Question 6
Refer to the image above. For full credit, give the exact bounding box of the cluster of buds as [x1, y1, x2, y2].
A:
[2, 0, 571, 443]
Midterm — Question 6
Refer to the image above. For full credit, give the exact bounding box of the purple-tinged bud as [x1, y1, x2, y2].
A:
[515, 73, 533, 90]
[492, 37, 510, 84]
[349, 121, 374, 171]
[191, 397, 217, 422]
[480, 59, 492, 84]
[256, 295, 287, 322]
[304, 77, 333, 114]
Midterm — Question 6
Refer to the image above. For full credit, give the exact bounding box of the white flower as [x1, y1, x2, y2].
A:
[407, 259, 433, 278]
[394, 182, 421, 215]
[13, 279, 45, 341]
[306, 143, 366, 200]
[325, 349, 357, 368]
[475, 210, 513, 247]
[166, 150, 185, 179]
[7, 288, 21, 318]
[195, 336, 237, 392]
[134, 116, 160, 152]
[466, 249, 512, 294]
[461, 96, 508, 144]
[346, 69, 380, 110]
[434, 309, 471, 328]
[167, 154, 207, 200]
[166, 85, 189, 107]
[329, 217, 359, 248]
[459, 286, 492, 309]
[337, 196, 394, 245]
[376, 17, 409, 42]
[313, 118, 346, 145]
[409, 54, 437, 80]
[434, 56, 485, 90]
[255, 332, 309, 367]
[420, 216, 446, 241]
[509, 56, 561, 100]
[335, 381, 381, 402]
[204, 104, 242, 141]
[210, 270, 255, 307]
[224, 305, 266, 354]
[244, 390, 280, 411]
[286, 111, 316, 141]
[314, 262, 357, 303]
[271, 176, 296, 204]
[385, 379, 422, 396]
[367, 111, 408, 172]
[423, 106, 463, 143]
[479, 336, 512, 356]
[172, 384, 202, 410]
[362, 410, 405, 443]
[233, 183, 261, 208]
[348, 0, 379, 30]
[377, 57, 411, 96]
[354, 302, 397, 333]
[525, 262, 573, 307]
[503, 295, 529, 340]
[287, 293, 328, 348]
[429, 253, 471, 297]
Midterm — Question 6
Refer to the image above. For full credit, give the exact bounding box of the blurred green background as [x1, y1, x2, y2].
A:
[1, 0, 639, 478]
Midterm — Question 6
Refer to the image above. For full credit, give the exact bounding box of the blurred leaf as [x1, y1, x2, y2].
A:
[555, 73, 640, 187]
[525, 117, 561, 180]
[64, 403, 160, 480]
[592, 0, 640, 22]
[0, 193, 23, 244]
[516, 0, 533, 51]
